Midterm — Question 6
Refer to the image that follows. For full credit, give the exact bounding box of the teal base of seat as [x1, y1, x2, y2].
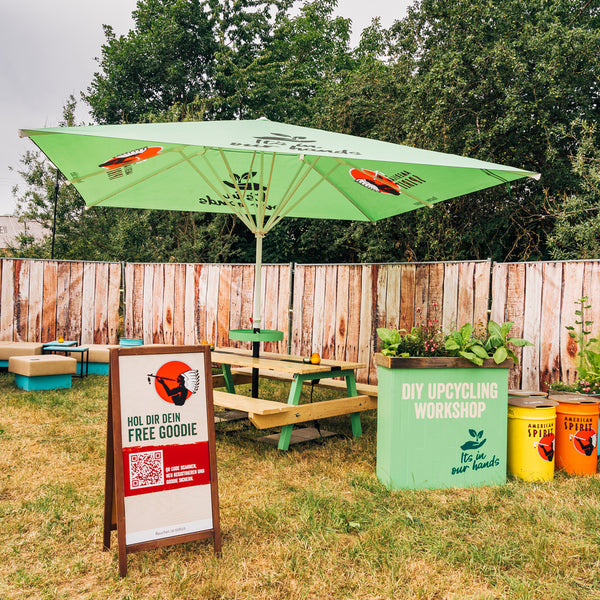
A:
[0, 360, 7, 368]
[15, 373, 72, 391]
[77, 362, 108, 376]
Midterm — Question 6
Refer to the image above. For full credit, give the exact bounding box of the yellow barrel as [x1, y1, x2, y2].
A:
[549, 394, 599, 475]
[507, 395, 558, 482]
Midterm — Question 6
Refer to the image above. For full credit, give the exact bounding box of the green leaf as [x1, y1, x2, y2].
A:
[487, 320, 502, 338]
[493, 346, 508, 364]
[471, 345, 490, 359]
[459, 322, 473, 341]
[500, 321, 514, 338]
[487, 335, 503, 348]
[445, 339, 460, 351]
[508, 337, 534, 347]
[377, 328, 400, 346]
[460, 351, 483, 366]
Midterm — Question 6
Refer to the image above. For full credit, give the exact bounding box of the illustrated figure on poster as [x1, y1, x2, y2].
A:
[148, 363, 200, 406]
[155, 374, 189, 406]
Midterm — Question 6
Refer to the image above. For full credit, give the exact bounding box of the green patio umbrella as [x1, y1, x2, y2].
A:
[20, 118, 539, 375]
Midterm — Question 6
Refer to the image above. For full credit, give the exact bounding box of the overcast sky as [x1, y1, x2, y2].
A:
[0, 0, 412, 215]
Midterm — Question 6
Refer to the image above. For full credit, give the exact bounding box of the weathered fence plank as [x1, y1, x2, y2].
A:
[14, 260, 30, 341]
[521, 263, 543, 391]
[0, 260, 14, 340]
[108, 263, 121, 342]
[539, 262, 563, 389]
[162, 264, 175, 345]
[28, 260, 43, 342]
[56, 261, 71, 341]
[357, 265, 374, 383]
[42, 261, 58, 342]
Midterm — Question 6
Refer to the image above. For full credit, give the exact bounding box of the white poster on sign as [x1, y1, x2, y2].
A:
[104, 345, 221, 577]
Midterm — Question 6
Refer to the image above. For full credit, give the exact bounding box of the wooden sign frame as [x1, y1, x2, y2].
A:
[103, 345, 221, 577]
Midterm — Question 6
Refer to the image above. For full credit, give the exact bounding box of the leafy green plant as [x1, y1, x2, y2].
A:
[562, 296, 600, 392]
[444, 322, 490, 366]
[378, 304, 446, 358]
[379, 319, 533, 366]
[377, 325, 445, 358]
[483, 320, 534, 365]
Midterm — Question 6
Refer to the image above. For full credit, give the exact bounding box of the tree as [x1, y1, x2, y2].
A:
[311, 0, 600, 261]
[547, 120, 600, 259]
[16, 0, 600, 264]
[84, 0, 295, 124]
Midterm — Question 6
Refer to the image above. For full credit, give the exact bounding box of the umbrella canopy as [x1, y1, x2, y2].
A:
[20, 118, 540, 330]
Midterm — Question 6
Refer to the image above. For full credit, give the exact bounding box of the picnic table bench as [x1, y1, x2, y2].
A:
[210, 348, 376, 450]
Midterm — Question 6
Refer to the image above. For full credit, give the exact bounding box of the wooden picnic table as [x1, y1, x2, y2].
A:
[210, 348, 376, 451]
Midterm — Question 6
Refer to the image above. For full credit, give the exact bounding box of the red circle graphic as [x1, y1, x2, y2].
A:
[154, 360, 193, 405]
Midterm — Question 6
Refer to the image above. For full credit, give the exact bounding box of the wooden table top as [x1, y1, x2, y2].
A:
[211, 347, 365, 375]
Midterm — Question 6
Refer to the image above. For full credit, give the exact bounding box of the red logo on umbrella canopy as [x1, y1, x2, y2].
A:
[99, 146, 162, 170]
[349, 168, 401, 196]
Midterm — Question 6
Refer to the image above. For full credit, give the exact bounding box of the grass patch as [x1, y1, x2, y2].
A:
[1, 372, 599, 598]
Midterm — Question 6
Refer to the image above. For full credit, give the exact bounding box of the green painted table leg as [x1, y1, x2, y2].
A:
[277, 375, 304, 451]
[346, 374, 362, 438]
[222, 364, 236, 394]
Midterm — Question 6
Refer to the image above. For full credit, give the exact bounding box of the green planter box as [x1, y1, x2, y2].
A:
[375, 354, 511, 490]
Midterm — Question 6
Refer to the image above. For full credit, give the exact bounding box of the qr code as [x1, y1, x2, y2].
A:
[129, 450, 164, 489]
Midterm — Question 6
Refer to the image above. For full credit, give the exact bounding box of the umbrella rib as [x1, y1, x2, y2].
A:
[273, 156, 381, 226]
[262, 156, 319, 232]
[187, 151, 257, 232]
[216, 149, 261, 231]
[83, 148, 200, 208]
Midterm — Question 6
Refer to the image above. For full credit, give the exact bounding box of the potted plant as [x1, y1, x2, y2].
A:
[375, 314, 532, 491]
[548, 297, 600, 396]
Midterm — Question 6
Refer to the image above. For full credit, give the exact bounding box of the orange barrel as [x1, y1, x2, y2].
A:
[549, 393, 600, 475]
[507, 393, 558, 482]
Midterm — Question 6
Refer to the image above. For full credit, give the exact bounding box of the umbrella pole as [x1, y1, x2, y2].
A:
[251, 233, 264, 398]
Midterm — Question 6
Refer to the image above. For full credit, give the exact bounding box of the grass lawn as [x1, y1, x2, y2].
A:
[1, 372, 599, 599]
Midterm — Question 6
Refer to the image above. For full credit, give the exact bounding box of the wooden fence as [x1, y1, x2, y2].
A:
[2, 257, 599, 390]
[491, 261, 600, 391]
[122, 262, 291, 353]
[0, 259, 121, 344]
[290, 261, 491, 384]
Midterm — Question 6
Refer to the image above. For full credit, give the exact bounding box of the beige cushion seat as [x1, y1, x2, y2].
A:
[9, 355, 77, 390]
[0, 342, 43, 361]
[72, 344, 119, 363]
[9, 355, 77, 376]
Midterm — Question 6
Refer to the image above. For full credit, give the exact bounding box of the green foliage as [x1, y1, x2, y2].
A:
[444, 323, 490, 366]
[547, 121, 600, 259]
[11, 0, 600, 264]
[379, 319, 533, 366]
[314, 0, 600, 262]
[565, 296, 600, 389]
[377, 324, 446, 358]
[483, 320, 534, 365]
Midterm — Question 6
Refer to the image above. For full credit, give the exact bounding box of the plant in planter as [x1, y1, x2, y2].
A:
[549, 296, 600, 395]
[377, 323, 446, 358]
[378, 319, 532, 366]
